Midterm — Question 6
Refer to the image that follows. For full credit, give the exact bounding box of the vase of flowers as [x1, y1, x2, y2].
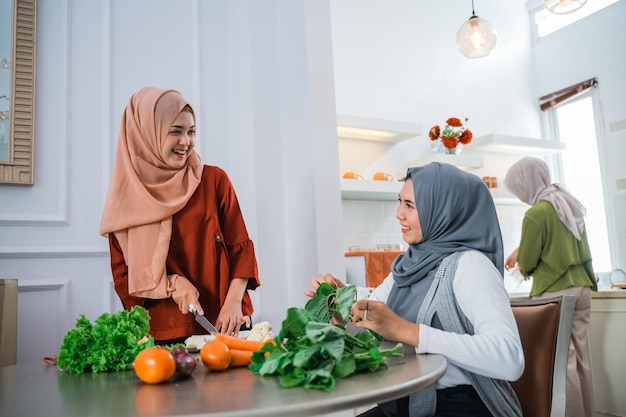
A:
[429, 117, 473, 155]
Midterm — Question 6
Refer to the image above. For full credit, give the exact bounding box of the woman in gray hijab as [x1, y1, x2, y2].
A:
[307, 163, 524, 417]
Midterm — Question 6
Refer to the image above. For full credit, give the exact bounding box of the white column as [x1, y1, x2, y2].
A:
[198, 0, 344, 327]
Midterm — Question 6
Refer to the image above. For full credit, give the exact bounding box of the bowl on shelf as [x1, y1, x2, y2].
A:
[609, 269, 626, 289]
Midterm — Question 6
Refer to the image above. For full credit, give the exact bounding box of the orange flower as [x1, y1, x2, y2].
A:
[446, 117, 463, 127]
[442, 136, 459, 149]
[459, 129, 473, 145]
[429, 126, 440, 141]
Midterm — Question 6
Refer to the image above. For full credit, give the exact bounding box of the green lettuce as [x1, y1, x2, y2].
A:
[56, 306, 154, 373]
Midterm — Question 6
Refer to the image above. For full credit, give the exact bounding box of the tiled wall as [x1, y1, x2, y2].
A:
[341, 199, 529, 278]
[495, 203, 528, 258]
[342, 199, 406, 251]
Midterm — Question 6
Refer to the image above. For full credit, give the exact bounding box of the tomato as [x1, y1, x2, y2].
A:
[133, 347, 176, 384]
[200, 340, 231, 371]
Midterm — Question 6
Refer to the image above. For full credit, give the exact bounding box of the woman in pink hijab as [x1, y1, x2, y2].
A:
[504, 156, 596, 417]
[100, 86, 260, 343]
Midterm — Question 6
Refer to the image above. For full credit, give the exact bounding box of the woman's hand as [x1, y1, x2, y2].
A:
[169, 275, 202, 315]
[304, 273, 345, 298]
[350, 300, 420, 347]
[505, 247, 519, 271]
[217, 278, 252, 335]
[215, 301, 249, 336]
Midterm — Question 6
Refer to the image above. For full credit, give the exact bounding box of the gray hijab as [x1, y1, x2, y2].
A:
[387, 163, 504, 322]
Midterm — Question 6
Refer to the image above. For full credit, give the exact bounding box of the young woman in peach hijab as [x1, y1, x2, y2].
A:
[100, 86, 260, 343]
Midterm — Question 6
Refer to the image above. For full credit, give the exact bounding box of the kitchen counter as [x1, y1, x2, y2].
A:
[589, 290, 626, 417]
[507, 287, 626, 300]
[589, 288, 626, 298]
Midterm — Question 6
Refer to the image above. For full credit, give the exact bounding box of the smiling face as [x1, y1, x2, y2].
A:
[161, 109, 196, 170]
[396, 178, 423, 245]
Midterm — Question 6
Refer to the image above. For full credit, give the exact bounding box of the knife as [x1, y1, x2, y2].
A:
[189, 304, 219, 335]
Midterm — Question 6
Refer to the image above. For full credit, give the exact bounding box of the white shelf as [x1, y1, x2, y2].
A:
[407, 153, 484, 171]
[471, 134, 565, 155]
[340, 179, 402, 200]
[337, 114, 422, 143]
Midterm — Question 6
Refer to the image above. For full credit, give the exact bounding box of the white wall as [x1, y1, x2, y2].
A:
[0, 0, 344, 363]
[330, 0, 541, 139]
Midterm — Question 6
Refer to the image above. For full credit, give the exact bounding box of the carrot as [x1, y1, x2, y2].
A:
[215, 333, 267, 351]
[229, 349, 253, 367]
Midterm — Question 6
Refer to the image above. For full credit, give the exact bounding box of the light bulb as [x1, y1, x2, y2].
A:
[469, 22, 484, 50]
[456, 16, 497, 59]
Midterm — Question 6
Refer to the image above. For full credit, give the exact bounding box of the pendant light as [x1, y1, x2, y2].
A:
[456, 0, 497, 59]
[542, 0, 587, 14]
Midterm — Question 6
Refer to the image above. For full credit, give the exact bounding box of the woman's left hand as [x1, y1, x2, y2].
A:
[350, 300, 420, 347]
[215, 302, 249, 336]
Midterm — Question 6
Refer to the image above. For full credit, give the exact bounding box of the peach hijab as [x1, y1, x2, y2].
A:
[100, 87, 203, 297]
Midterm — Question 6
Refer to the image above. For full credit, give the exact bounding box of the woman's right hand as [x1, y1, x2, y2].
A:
[169, 275, 202, 315]
[304, 273, 345, 298]
[505, 247, 519, 271]
[351, 300, 420, 347]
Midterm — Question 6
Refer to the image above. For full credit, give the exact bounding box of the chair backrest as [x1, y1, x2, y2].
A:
[510, 295, 575, 417]
[0, 279, 18, 367]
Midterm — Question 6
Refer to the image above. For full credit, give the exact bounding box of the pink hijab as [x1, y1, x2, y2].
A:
[504, 156, 586, 240]
[100, 87, 203, 296]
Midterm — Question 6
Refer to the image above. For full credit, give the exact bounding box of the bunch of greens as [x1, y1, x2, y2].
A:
[56, 306, 154, 373]
[249, 283, 403, 390]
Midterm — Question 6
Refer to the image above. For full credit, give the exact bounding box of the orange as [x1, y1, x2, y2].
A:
[200, 340, 231, 371]
[133, 347, 176, 384]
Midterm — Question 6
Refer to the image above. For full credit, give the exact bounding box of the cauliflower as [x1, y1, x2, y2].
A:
[184, 334, 215, 350]
[246, 321, 273, 341]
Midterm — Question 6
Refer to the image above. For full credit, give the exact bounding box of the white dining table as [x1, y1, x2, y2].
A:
[0, 344, 447, 417]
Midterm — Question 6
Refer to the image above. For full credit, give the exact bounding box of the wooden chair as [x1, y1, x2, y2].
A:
[0, 279, 18, 367]
[510, 295, 575, 417]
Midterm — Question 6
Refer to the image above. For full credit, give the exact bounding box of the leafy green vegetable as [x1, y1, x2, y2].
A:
[303, 283, 355, 324]
[250, 283, 403, 390]
[56, 306, 154, 373]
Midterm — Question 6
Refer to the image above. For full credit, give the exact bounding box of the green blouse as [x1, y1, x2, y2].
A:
[517, 200, 597, 297]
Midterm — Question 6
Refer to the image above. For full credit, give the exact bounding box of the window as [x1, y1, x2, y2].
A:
[546, 92, 613, 272]
[532, 0, 619, 38]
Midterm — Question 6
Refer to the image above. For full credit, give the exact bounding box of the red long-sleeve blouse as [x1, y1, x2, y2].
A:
[108, 165, 260, 341]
